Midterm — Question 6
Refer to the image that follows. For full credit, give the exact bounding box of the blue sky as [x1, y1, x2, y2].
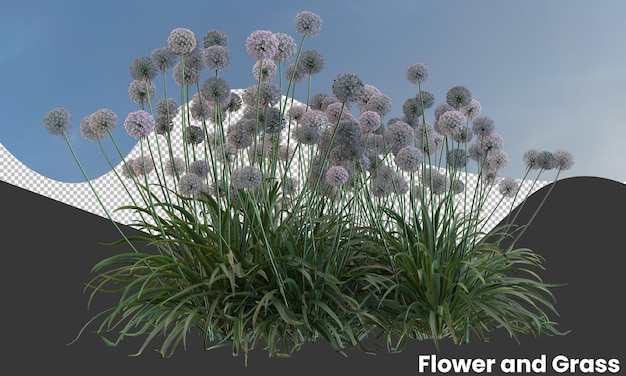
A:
[2, 0, 626, 183]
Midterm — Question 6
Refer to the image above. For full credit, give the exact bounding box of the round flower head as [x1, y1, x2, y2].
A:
[168, 28, 197, 54]
[231, 166, 263, 190]
[446, 148, 469, 169]
[260, 106, 285, 134]
[203, 45, 231, 71]
[481, 133, 504, 152]
[522, 149, 540, 170]
[452, 126, 473, 144]
[128, 80, 156, 105]
[437, 110, 466, 136]
[129, 56, 158, 82]
[464, 99, 481, 119]
[406, 62, 429, 84]
[423, 168, 447, 195]
[190, 95, 213, 121]
[132, 155, 155, 177]
[366, 93, 393, 116]
[553, 149, 574, 170]
[392, 174, 409, 196]
[284, 63, 305, 83]
[43, 107, 72, 136]
[154, 98, 179, 119]
[287, 104, 307, 123]
[294, 11, 322, 37]
[151, 46, 177, 71]
[308, 93, 328, 111]
[178, 173, 205, 196]
[434, 103, 455, 121]
[216, 142, 238, 164]
[357, 84, 382, 111]
[165, 157, 185, 177]
[486, 149, 509, 171]
[395, 146, 423, 172]
[450, 180, 465, 195]
[300, 109, 329, 129]
[417, 90, 435, 109]
[225, 92, 242, 113]
[242, 82, 281, 107]
[201, 76, 231, 105]
[172, 62, 202, 86]
[121, 159, 137, 179]
[279, 144, 294, 162]
[203, 29, 228, 47]
[359, 111, 381, 133]
[297, 49, 325, 75]
[155, 117, 174, 135]
[124, 110, 155, 138]
[273, 32, 297, 62]
[185, 45, 204, 69]
[468, 142, 484, 162]
[325, 101, 345, 124]
[332, 73, 365, 104]
[446, 86, 472, 110]
[79, 115, 99, 141]
[402, 97, 423, 120]
[370, 177, 392, 198]
[293, 124, 321, 145]
[253, 59, 277, 82]
[498, 177, 520, 198]
[537, 151, 557, 170]
[226, 123, 254, 150]
[185, 125, 205, 145]
[246, 30, 279, 60]
[281, 176, 299, 195]
[320, 96, 339, 112]
[472, 116, 495, 137]
[89, 108, 118, 138]
[190, 159, 210, 176]
[325, 165, 349, 186]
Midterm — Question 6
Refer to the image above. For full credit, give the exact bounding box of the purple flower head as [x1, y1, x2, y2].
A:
[151, 47, 177, 71]
[395, 146, 423, 172]
[402, 97, 423, 120]
[285, 63, 305, 83]
[553, 149, 574, 171]
[498, 177, 520, 198]
[446, 148, 469, 170]
[79, 115, 98, 141]
[325, 102, 345, 124]
[320, 96, 340, 112]
[124, 110, 155, 138]
[168, 28, 197, 54]
[246, 30, 279, 60]
[186, 125, 205, 145]
[253, 59, 277, 82]
[366, 93, 393, 116]
[294, 11, 322, 37]
[155, 117, 174, 135]
[293, 124, 321, 145]
[89, 108, 118, 138]
[201, 76, 231, 105]
[417, 90, 435, 109]
[287, 104, 307, 123]
[225, 93, 242, 113]
[203, 29, 228, 47]
[359, 111, 381, 133]
[446, 86, 472, 110]
[472, 116, 495, 137]
[179, 173, 205, 196]
[128, 80, 156, 105]
[273, 32, 297, 62]
[190, 96, 213, 121]
[332, 73, 365, 104]
[132, 155, 155, 177]
[231, 166, 263, 189]
[154, 98, 179, 118]
[434, 103, 455, 121]
[165, 157, 185, 177]
[203, 45, 232, 71]
[464, 99, 481, 119]
[523, 149, 541, 170]
[301, 109, 329, 129]
[172, 62, 202, 86]
[357, 84, 382, 111]
[226, 122, 254, 150]
[325, 166, 349, 186]
[129, 56, 158, 82]
[423, 168, 447, 195]
[486, 149, 509, 171]
[437, 110, 466, 136]
[452, 125, 473, 143]
[537, 151, 557, 170]
[481, 133, 504, 152]
[36, 114, 58, 142]
[384, 121, 414, 152]
[242, 82, 281, 107]
[406, 62, 429, 84]
[190, 159, 210, 176]
[297, 49, 325, 75]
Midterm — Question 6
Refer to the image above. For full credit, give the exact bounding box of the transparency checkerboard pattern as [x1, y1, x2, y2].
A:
[2, 90, 553, 233]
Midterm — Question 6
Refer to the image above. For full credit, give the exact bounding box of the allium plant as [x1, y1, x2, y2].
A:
[44, 10, 574, 364]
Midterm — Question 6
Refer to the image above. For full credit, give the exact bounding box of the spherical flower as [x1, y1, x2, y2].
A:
[226, 123, 254, 150]
[79, 115, 99, 141]
[253, 59, 277, 82]
[202, 45, 231, 71]
[446, 148, 469, 169]
[281, 177, 299, 195]
[464, 99, 481, 119]
[155, 117, 174, 135]
[450, 180, 465, 195]
[216, 142, 238, 164]
[129, 56, 158, 82]
[446, 86, 472, 110]
[481, 133, 504, 152]
[203, 29, 228, 47]
[190, 159, 210, 176]
[392, 174, 409, 195]
[165, 157, 185, 177]
[272, 32, 297, 62]
[472, 116, 495, 137]
[178, 173, 205, 196]
[309, 93, 328, 110]
[434, 103, 455, 121]
[293, 124, 321, 145]
[498, 177, 520, 198]
[124, 110, 155, 138]
[132, 155, 155, 177]
[296, 49, 325, 75]
[468, 142, 484, 162]
[395, 146, 423, 172]
[89, 108, 118, 138]
[406, 62, 429, 84]
[242, 82, 281, 107]
[287, 104, 307, 123]
[225, 92, 242, 113]
[553, 149, 574, 171]
[231, 166, 263, 189]
[537, 151, 557, 170]
[246, 30, 278, 60]
[168, 28, 197, 54]
[300, 109, 329, 129]
[128, 79, 156, 105]
[402, 97, 423, 120]
[365, 93, 393, 116]
[423, 168, 447, 195]
[172, 62, 202, 86]
[332, 73, 365, 104]
[151, 47, 177, 71]
[437, 110, 466, 136]
[201, 76, 231, 105]
[320, 96, 340, 112]
[357, 84, 382, 111]
[452, 126, 473, 144]
[294, 11, 322, 37]
[486, 149, 509, 171]
[359, 111, 381, 133]
[154, 98, 179, 118]
[325, 101, 345, 124]
[185, 45, 204, 69]
[323, 166, 348, 187]
[260, 106, 285, 134]
[190, 96, 213, 121]
[185, 125, 205, 145]
[384, 121, 414, 152]
[523, 149, 541, 170]
[417, 90, 435, 109]
[284, 63, 305, 83]
[279, 144, 295, 162]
